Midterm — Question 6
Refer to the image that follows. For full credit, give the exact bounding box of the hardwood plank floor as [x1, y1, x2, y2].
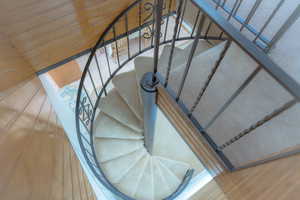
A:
[190, 152, 300, 200]
[0, 78, 96, 200]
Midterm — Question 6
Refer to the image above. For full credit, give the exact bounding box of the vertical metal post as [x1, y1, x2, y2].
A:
[153, 0, 164, 82]
[267, 4, 300, 52]
[176, 13, 206, 101]
[189, 40, 232, 116]
[138, 1, 142, 53]
[140, 0, 163, 154]
[140, 72, 158, 154]
[165, 0, 184, 87]
[240, 0, 263, 32]
[253, 0, 285, 43]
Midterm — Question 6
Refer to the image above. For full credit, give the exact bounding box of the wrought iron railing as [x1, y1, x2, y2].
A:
[207, 0, 300, 52]
[75, 0, 300, 198]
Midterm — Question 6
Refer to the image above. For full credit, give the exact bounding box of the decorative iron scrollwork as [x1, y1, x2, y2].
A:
[79, 96, 93, 126]
[142, 1, 167, 39]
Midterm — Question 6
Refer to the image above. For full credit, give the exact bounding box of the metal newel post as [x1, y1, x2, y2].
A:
[153, 0, 164, 81]
[140, 72, 159, 154]
[140, 0, 163, 154]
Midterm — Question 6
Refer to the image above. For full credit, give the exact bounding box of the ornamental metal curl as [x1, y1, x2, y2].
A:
[79, 96, 93, 126]
[142, 1, 166, 39]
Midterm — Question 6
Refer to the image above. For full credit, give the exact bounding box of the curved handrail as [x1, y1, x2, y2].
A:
[76, 0, 300, 198]
[75, 0, 300, 198]
[75, 0, 216, 199]
[76, 38, 204, 200]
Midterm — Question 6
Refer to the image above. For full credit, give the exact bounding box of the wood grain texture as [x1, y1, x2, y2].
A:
[0, 33, 35, 91]
[48, 60, 82, 88]
[157, 86, 225, 176]
[190, 151, 300, 200]
[0, 77, 96, 200]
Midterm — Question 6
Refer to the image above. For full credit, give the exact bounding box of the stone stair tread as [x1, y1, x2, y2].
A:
[94, 112, 143, 140]
[168, 41, 227, 107]
[116, 155, 149, 197]
[94, 138, 143, 162]
[158, 45, 184, 76]
[134, 56, 154, 103]
[100, 88, 143, 133]
[182, 40, 213, 58]
[156, 158, 181, 194]
[152, 158, 172, 199]
[135, 157, 154, 200]
[156, 156, 190, 180]
[101, 148, 147, 183]
[112, 71, 143, 120]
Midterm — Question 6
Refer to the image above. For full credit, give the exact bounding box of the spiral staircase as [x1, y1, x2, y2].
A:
[75, 0, 300, 199]
[91, 38, 220, 199]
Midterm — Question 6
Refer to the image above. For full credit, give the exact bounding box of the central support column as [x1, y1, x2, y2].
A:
[140, 72, 159, 154]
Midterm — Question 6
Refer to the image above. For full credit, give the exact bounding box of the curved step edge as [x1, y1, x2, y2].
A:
[100, 88, 143, 133]
[101, 148, 147, 183]
[115, 155, 150, 197]
[134, 156, 154, 200]
[94, 138, 143, 163]
[112, 71, 143, 121]
[94, 112, 143, 140]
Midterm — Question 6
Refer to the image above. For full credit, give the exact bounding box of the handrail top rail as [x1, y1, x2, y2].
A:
[192, 0, 300, 101]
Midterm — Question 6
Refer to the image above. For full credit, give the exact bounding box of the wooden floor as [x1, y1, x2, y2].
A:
[0, 77, 96, 200]
[190, 151, 300, 200]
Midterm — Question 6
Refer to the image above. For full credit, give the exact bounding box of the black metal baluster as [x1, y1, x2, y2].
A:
[139, 1, 142, 52]
[191, 10, 200, 37]
[253, 0, 285, 43]
[125, 13, 131, 59]
[233, 0, 243, 16]
[206, 0, 224, 39]
[104, 45, 112, 76]
[94, 53, 107, 96]
[218, 99, 297, 150]
[87, 68, 98, 97]
[151, 2, 156, 48]
[177, 0, 187, 38]
[79, 97, 92, 126]
[240, 0, 263, 32]
[112, 25, 120, 67]
[204, 22, 212, 39]
[81, 133, 91, 145]
[215, 0, 222, 9]
[83, 85, 94, 108]
[267, 5, 300, 52]
[227, 0, 241, 21]
[153, 0, 164, 80]
[164, 0, 184, 87]
[188, 40, 232, 116]
[163, 0, 173, 42]
[222, 0, 228, 7]
[205, 67, 261, 129]
[79, 117, 90, 133]
[85, 150, 98, 168]
[176, 14, 206, 101]
[218, 31, 224, 40]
